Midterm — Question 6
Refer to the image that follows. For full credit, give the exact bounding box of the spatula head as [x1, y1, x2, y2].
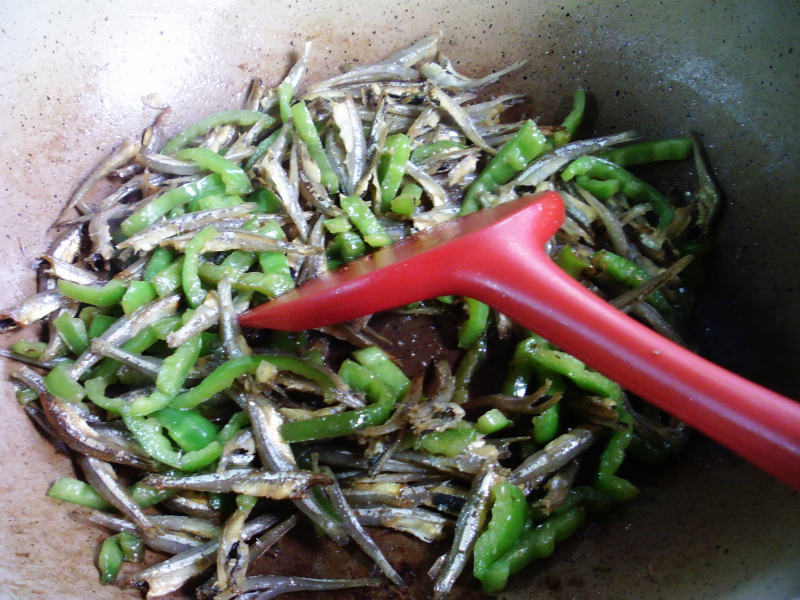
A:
[238, 191, 565, 330]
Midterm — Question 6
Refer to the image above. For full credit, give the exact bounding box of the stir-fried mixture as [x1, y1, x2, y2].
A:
[1, 36, 719, 599]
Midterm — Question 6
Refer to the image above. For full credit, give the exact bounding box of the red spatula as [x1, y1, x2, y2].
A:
[240, 191, 800, 490]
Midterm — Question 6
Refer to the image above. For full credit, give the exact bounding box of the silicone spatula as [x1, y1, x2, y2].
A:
[239, 191, 800, 490]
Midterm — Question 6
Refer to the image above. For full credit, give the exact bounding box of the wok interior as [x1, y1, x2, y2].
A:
[0, 1, 797, 598]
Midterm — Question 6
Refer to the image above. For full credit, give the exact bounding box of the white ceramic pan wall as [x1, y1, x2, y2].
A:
[1, 2, 798, 599]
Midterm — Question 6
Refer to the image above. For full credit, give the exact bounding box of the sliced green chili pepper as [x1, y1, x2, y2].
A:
[458, 298, 490, 349]
[117, 531, 144, 563]
[329, 231, 366, 262]
[562, 156, 674, 228]
[57, 279, 127, 307]
[87, 314, 117, 339]
[552, 88, 586, 147]
[476, 408, 513, 434]
[574, 175, 621, 200]
[143, 247, 174, 281]
[128, 334, 202, 416]
[340, 195, 393, 247]
[278, 81, 294, 124]
[243, 130, 281, 172]
[175, 147, 253, 196]
[182, 225, 218, 307]
[151, 256, 185, 297]
[217, 411, 250, 444]
[47, 477, 113, 510]
[123, 414, 222, 471]
[97, 535, 124, 584]
[85, 376, 128, 414]
[44, 361, 86, 403]
[595, 405, 638, 501]
[410, 140, 465, 164]
[389, 182, 423, 215]
[532, 404, 561, 445]
[120, 174, 226, 236]
[291, 101, 339, 194]
[324, 216, 352, 234]
[154, 406, 218, 452]
[556, 245, 590, 279]
[161, 109, 274, 155]
[415, 421, 479, 456]
[377, 133, 412, 210]
[281, 369, 396, 443]
[473, 480, 529, 584]
[11, 339, 47, 359]
[120, 281, 157, 314]
[128, 481, 176, 508]
[596, 138, 692, 167]
[16, 386, 39, 405]
[453, 334, 488, 404]
[461, 120, 551, 215]
[351, 346, 410, 397]
[592, 249, 676, 321]
[479, 505, 587, 593]
[189, 193, 243, 212]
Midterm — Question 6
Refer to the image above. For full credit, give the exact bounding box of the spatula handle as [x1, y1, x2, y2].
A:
[460, 231, 800, 490]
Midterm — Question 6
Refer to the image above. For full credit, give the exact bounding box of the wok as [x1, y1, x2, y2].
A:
[0, 1, 798, 598]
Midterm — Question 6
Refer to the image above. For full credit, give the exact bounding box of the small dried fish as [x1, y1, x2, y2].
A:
[145, 468, 329, 498]
[0, 291, 71, 333]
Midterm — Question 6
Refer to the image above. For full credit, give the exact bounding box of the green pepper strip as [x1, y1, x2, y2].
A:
[329, 231, 366, 262]
[553, 88, 586, 146]
[255, 219, 294, 295]
[11, 340, 47, 359]
[520, 335, 621, 401]
[291, 101, 339, 194]
[85, 376, 127, 414]
[170, 354, 341, 409]
[217, 411, 250, 444]
[188, 193, 242, 212]
[340, 195, 393, 247]
[479, 505, 587, 593]
[87, 314, 117, 339]
[562, 156, 674, 229]
[592, 249, 676, 321]
[122, 414, 222, 471]
[16, 386, 39, 405]
[458, 298, 490, 349]
[47, 477, 113, 510]
[127, 334, 203, 416]
[53, 313, 89, 355]
[476, 408, 513, 434]
[120, 281, 157, 315]
[281, 365, 396, 443]
[128, 480, 177, 508]
[574, 175, 621, 199]
[143, 247, 174, 281]
[175, 147, 253, 196]
[556, 245, 590, 279]
[324, 216, 352, 234]
[390, 182, 423, 215]
[44, 361, 86, 403]
[473, 481, 529, 583]
[198, 253, 256, 285]
[377, 133, 412, 210]
[57, 279, 127, 307]
[596, 138, 692, 168]
[532, 404, 561, 445]
[351, 346, 410, 397]
[151, 256, 185, 297]
[595, 405, 638, 501]
[98, 535, 124, 584]
[453, 334, 488, 405]
[154, 406, 218, 452]
[410, 140, 465, 164]
[415, 421, 479, 456]
[117, 531, 144, 563]
[183, 225, 218, 307]
[161, 109, 274, 155]
[461, 120, 551, 215]
[278, 82, 294, 124]
[120, 174, 226, 237]
[243, 130, 281, 172]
